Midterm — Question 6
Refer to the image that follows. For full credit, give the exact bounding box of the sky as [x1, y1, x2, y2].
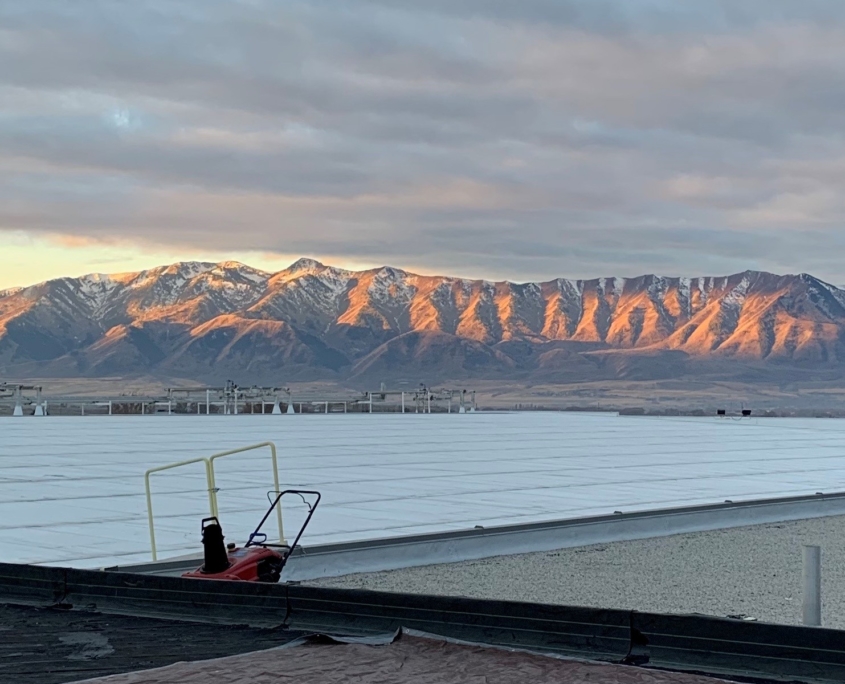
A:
[2, 0, 845, 289]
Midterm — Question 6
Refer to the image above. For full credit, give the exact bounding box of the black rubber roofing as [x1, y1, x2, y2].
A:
[4, 562, 845, 684]
[0, 603, 305, 684]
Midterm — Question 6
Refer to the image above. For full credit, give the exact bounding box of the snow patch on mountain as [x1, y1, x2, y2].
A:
[211, 262, 271, 284]
[647, 275, 667, 301]
[723, 275, 751, 309]
[678, 278, 690, 296]
[613, 277, 626, 299]
[75, 274, 122, 316]
[369, 267, 414, 307]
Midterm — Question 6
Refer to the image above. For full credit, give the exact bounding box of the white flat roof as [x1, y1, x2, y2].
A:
[2, 412, 844, 568]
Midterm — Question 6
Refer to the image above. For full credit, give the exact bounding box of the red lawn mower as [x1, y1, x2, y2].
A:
[183, 489, 320, 583]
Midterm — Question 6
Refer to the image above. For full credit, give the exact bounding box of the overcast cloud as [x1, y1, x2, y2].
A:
[2, 0, 845, 282]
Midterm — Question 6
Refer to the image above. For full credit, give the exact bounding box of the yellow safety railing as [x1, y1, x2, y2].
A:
[144, 441, 283, 561]
[145, 457, 217, 562]
[208, 441, 284, 547]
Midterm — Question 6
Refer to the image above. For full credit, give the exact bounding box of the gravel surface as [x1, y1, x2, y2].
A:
[308, 515, 845, 629]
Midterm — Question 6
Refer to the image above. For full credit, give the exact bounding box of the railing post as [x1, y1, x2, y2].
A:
[145, 471, 157, 561]
[208, 442, 284, 545]
[145, 457, 217, 561]
[269, 443, 284, 544]
[803, 545, 822, 626]
[205, 460, 219, 518]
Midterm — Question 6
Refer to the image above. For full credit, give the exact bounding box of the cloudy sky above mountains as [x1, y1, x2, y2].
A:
[2, 0, 845, 288]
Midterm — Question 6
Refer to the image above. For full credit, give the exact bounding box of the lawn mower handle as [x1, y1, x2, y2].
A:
[245, 489, 321, 558]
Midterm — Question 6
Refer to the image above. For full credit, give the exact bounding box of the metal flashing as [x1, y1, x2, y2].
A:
[106, 491, 845, 581]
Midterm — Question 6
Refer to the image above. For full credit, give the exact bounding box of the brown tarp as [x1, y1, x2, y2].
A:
[74, 633, 731, 684]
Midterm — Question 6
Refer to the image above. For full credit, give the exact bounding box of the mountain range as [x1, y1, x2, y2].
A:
[2, 258, 845, 384]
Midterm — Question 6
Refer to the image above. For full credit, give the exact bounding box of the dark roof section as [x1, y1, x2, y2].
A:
[2, 562, 845, 684]
[0, 603, 305, 684]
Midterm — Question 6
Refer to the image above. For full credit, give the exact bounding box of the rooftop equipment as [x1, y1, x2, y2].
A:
[183, 490, 320, 583]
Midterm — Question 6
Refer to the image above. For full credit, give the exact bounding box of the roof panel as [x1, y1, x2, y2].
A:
[1, 413, 844, 567]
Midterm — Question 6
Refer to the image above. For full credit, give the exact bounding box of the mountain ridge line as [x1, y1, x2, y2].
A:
[2, 258, 845, 382]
